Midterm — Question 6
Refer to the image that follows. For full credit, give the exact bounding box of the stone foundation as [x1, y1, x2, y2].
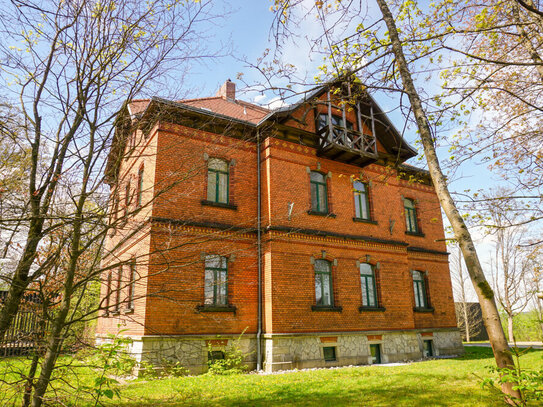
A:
[95, 328, 463, 374]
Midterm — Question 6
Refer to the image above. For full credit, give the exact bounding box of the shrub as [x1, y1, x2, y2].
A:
[206, 332, 249, 375]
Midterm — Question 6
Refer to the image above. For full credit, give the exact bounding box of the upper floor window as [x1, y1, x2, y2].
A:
[318, 113, 353, 131]
[207, 158, 229, 204]
[204, 255, 228, 306]
[412, 270, 428, 309]
[310, 171, 328, 213]
[314, 259, 333, 306]
[360, 263, 377, 307]
[354, 181, 370, 220]
[404, 198, 419, 233]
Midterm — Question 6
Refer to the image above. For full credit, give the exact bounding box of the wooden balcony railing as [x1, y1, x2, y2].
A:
[316, 125, 378, 165]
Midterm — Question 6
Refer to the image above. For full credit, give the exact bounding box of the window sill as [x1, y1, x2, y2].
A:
[311, 305, 343, 312]
[353, 217, 378, 225]
[359, 306, 386, 312]
[201, 200, 238, 210]
[110, 310, 120, 316]
[196, 304, 237, 313]
[307, 210, 336, 218]
[413, 306, 434, 313]
[405, 231, 425, 237]
[122, 308, 134, 314]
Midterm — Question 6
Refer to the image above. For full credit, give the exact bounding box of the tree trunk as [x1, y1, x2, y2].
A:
[374, 0, 520, 401]
[507, 314, 515, 343]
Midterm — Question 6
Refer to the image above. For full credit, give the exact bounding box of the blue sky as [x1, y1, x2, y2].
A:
[184, 0, 507, 300]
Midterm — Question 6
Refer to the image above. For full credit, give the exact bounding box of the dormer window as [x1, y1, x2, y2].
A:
[318, 113, 353, 131]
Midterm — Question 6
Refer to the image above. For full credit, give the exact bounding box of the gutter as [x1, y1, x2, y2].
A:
[256, 129, 263, 371]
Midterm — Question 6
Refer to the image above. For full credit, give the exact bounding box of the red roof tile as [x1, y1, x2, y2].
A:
[128, 96, 269, 125]
[180, 96, 269, 124]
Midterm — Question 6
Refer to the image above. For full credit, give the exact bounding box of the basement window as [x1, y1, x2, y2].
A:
[370, 344, 382, 364]
[208, 350, 225, 362]
[423, 340, 434, 357]
[323, 346, 337, 362]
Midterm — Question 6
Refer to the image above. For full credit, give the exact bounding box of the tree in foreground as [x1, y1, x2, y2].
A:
[0, 0, 221, 405]
[269, 0, 520, 401]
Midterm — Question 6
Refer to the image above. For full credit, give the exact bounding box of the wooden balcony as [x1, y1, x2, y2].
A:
[316, 125, 378, 167]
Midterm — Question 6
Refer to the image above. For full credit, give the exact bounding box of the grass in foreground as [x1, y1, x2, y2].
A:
[109, 347, 543, 407]
[0, 346, 542, 406]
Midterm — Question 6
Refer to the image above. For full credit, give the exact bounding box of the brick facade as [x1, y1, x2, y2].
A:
[96, 80, 463, 372]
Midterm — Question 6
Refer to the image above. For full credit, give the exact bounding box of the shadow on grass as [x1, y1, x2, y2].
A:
[110, 381, 499, 407]
[109, 369, 502, 407]
[459, 345, 542, 361]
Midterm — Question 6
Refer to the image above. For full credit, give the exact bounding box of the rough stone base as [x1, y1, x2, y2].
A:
[263, 328, 464, 372]
[95, 328, 463, 374]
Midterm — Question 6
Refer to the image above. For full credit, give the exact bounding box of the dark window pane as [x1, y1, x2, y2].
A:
[370, 344, 381, 364]
[208, 350, 225, 361]
[423, 340, 433, 357]
[323, 346, 336, 361]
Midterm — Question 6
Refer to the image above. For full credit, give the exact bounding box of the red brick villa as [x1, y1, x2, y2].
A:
[97, 78, 463, 373]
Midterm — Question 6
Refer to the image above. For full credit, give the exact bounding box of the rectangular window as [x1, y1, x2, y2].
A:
[423, 340, 433, 357]
[126, 261, 136, 310]
[413, 270, 428, 308]
[360, 263, 377, 307]
[207, 158, 229, 204]
[136, 166, 144, 208]
[114, 267, 122, 313]
[318, 113, 353, 130]
[354, 181, 370, 220]
[314, 259, 333, 306]
[404, 198, 418, 233]
[204, 255, 228, 306]
[323, 346, 337, 362]
[370, 344, 382, 364]
[310, 171, 328, 213]
[208, 350, 225, 362]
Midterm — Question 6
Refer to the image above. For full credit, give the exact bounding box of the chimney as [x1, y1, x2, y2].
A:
[216, 79, 235, 101]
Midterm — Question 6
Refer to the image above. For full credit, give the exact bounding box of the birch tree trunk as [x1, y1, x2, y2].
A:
[374, 0, 520, 401]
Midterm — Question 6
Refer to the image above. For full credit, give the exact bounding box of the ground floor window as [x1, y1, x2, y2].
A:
[370, 344, 382, 364]
[323, 346, 337, 362]
[208, 350, 225, 362]
[423, 340, 433, 357]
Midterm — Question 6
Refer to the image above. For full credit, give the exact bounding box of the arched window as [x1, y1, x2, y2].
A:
[354, 181, 370, 220]
[207, 158, 229, 204]
[310, 171, 328, 213]
[204, 255, 228, 306]
[412, 270, 428, 308]
[360, 263, 377, 307]
[314, 259, 333, 306]
[404, 198, 418, 233]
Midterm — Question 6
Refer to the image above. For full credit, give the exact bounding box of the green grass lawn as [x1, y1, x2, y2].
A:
[1, 346, 542, 406]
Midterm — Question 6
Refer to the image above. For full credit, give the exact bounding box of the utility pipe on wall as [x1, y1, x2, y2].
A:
[256, 129, 263, 371]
